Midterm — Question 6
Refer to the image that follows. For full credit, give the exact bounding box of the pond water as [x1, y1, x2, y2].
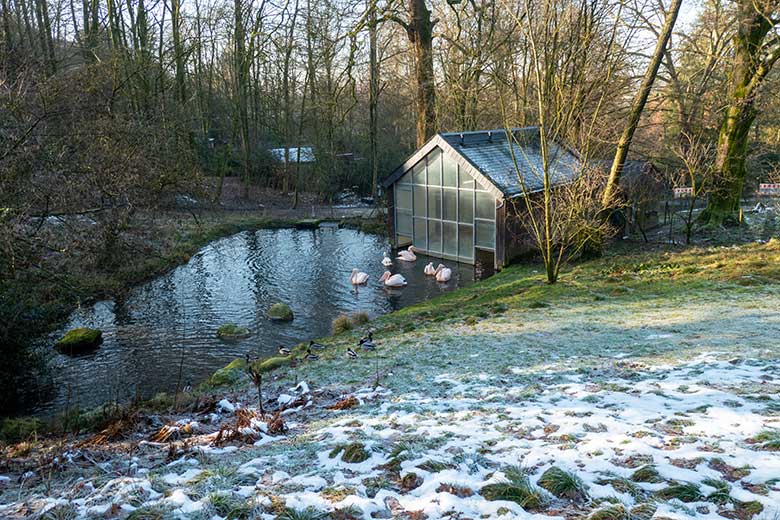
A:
[33, 227, 476, 416]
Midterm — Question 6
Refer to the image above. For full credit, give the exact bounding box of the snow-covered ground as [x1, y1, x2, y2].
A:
[2, 284, 780, 520]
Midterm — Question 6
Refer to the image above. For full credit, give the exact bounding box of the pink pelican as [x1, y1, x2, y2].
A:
[350, 268, 369, 285]
[397, 246, 417, 262]
[435, 263, 452, 282]
[382, 253, 393, 267]
[423, 262, 436, 276]
[379, 271, 407, 287]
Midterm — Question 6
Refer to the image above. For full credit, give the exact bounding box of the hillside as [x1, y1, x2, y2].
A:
[1, 241, 780, 519]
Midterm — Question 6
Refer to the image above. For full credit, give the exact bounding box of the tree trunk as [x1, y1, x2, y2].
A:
[369, 0, 379, 198]
[601, 0, 682, 206]
[407, 0, 436, 147]
[704, 0, 780, 225]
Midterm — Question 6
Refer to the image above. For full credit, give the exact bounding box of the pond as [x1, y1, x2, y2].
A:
[33, 226, 477, 416]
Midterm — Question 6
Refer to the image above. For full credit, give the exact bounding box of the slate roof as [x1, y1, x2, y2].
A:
[382, 127, 581, 198]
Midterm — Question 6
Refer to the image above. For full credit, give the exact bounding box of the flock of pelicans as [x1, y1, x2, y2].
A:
[349, 245, 453, 288]
[270, 246, 453, 363]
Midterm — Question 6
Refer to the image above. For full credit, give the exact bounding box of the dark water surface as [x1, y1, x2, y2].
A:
[34, 227, 475, 416]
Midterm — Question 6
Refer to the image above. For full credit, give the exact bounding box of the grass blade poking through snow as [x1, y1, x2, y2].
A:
[480, 467, 544, 510]
[537, 466, 588, 501]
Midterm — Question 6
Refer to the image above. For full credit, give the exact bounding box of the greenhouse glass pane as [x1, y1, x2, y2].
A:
[413, 185, 426, 216]
[427, 188, 442, 219]
[413, 161, 426, 184]
[428, 220, 442, 253]
[458, 224, 473, 260]
[443, 189, 457, 221]
[475, 219, 495, 249]
[459, 169, 475, 189]
[399, 172, 412, 185]
[396, 210, 412, 234]
[414, 218, 427, 250]
[475, 191, 495, 220]
[427, 149, 441, 186]
[443, 156, 457, 186]
[443, 221, 457, 256]
[395, 185, 412, 210]
[458, 190, 473, 222]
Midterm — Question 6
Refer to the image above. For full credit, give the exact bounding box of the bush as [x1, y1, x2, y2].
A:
[332, 314, 353, 334]
[351, 312, 370, 325]
[0, 416, 46, 442]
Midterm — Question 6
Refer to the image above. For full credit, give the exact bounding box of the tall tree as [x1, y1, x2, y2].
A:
[601, 0, 683, 206]
[388, 0, 437, 146]
[704, 0, 780, 224]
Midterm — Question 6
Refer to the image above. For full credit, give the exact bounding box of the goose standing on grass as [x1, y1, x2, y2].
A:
[347, 347, 358, 359]
[382, 253, 393, 267]
[304, 348, 319, 361]
[397, 246, 417, 262]
[423, 262, 436, 276]
[379, 271, 407, 287]
[350, 268, 370, 285]
[278, 346, 291, 356]
[435, 263, 452, 283]
[309, 340, 326, 350]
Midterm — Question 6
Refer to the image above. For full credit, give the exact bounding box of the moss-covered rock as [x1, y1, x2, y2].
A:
[205, 358, 248, 387]
[268, 303, 294, 321]
[54, 327, 103, 354]
[251, 356, 291, 374]
[216, 323, 252, 341]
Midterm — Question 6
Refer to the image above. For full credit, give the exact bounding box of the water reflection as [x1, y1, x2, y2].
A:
[35, 227, 476, 416]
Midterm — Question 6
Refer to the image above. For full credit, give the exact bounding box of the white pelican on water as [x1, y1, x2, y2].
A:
[382, 253, 393, 266]
[435, 263, 452, 282]
[423, 262, 436, 276]
[379, 271, 407, 287]
[397, 246, 417, 262]
[350, 268, 369, 285]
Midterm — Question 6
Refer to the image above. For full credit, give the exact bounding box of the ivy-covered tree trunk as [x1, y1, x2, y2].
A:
[704, 0, 780, 225]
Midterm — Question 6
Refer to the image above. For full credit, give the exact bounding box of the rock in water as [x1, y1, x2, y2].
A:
[267, 303, 294, 322]
[55, 327, 103, 355]
[216, 323, 252, 341]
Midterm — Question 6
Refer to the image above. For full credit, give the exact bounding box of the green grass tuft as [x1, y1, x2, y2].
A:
[588, 503, 628, 520]
[655, 482, 703, 502]
[481, 467, 544, 510]
[332, 314, 353, 334]
[630, 465, 663, 483]
[537, 466, 587, 501]
[748, 429, 780, 451]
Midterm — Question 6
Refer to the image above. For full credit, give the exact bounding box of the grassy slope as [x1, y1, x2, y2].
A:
[2, 240, 780, 519]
